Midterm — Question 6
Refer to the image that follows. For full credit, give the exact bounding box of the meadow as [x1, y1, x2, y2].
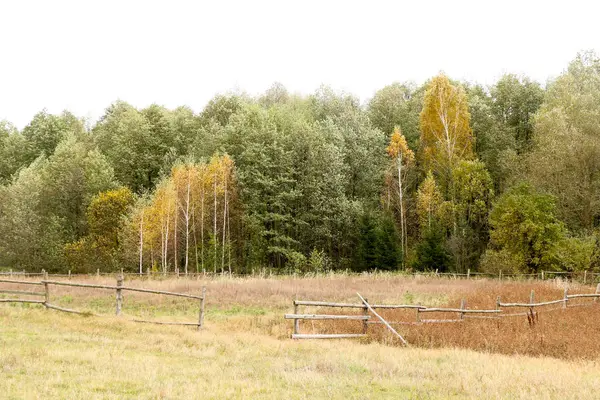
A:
[2, 274, 600, 399]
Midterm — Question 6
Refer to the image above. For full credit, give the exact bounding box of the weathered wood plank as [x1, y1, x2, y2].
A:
[498, 299, 566, 307]
[567, 294, 600, 299]
[42, 280, 117, 290]
[45, 303, 96, 316]
[0, 299, 45, 304]
[41, 280, 204, 299]
[420, 319, 463, 323]
[291, 334, 366, 339]
[0, 279, 43, 286]
[120, 286, 204, 300]
[131, 319, 200, 326]
[419, 308, 500, 314]
[284, 314, 370, 320]
[293, 300, 425, 309]
[0, 289, 45, 297]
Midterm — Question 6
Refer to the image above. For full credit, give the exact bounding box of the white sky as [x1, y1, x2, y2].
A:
[0, 0, 599, 128]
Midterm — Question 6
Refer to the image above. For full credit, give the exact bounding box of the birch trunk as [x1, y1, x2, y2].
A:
[139, 211, 144, 274]
[213, 171, 217, 275]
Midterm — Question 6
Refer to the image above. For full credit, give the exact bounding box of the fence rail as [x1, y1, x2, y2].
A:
[0, 272, 207, 330]
[287, 284, 600, 343]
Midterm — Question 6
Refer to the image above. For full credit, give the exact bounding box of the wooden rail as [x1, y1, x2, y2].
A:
[0, 299, 45, 304]
[498, 299, 566, 307]
[285, 314, 370, 320]
[0, 275, 207, 330]
[0, 289, 45, 297]
[293, 300, 425, 309]
[292, 334, 366, 339]
[286, 286, 600, 341]
[418, 308, 500, 314]
[0, 278, 43, 286]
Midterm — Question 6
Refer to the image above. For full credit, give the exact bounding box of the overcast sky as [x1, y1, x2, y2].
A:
[0, 0, 598, 128]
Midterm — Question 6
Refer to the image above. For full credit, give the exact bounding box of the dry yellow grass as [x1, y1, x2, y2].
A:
[2, 274, 600, 398]
[2, 306, 600, 399]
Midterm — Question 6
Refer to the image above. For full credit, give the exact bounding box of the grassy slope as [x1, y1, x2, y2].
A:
[2, 305, 600, 400]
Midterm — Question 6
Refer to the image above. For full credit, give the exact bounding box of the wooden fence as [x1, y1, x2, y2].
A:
[287, 283, 600, 344]
[0, 273, 206, 329]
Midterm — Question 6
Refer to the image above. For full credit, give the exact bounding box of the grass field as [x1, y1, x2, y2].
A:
[2, 274, 600, 399]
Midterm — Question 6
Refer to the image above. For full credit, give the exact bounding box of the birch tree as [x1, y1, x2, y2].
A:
[419, 74, 473, 191]
[386, 127, 414, 263]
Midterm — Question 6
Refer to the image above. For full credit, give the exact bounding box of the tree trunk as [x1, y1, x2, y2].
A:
[184, 169, 191, 275]
[139, 211, 144, 274]
[213, 172, 217, 275]
[397, 156, 406, 267]
[222, 171, 227, 275]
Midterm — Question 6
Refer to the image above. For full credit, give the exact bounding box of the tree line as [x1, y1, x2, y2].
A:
[1, 51, 599, 274]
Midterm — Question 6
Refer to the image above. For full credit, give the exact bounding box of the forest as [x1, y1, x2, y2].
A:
[0, 51, 599, 275]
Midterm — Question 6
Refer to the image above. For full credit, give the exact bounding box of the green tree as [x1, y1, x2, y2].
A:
[22, 110, 86, 162]
[490, 74, 544, 153]
[487, 183, 565, 272]
[368, 82, 423, 148]
[524, 52, 600, 232]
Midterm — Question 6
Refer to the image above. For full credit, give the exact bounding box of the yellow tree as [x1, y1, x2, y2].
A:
[172, 161, 199, 275]
[419, 74, 473, 191]
[416, 171, 443, 233]
[150, 179, 176, 274]
[386, 127, 414, 263]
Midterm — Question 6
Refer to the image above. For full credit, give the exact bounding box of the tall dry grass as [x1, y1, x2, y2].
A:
[3, 274, 600, 360]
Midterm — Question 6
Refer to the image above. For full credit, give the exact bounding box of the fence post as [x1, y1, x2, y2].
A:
[584, 270, 588, 285]
[529, 290, 535, 324]
[467, 269, 470, 279]
[43, 271, 49, 309]
[293, 297, 300, 336]
[116, 272, 124, 316]
[541, 270, 545, 281]
[362, 298, 369, 334]
[68, 270, 71, 280]
[198, 286, 206, 330]
[459, 299, 465, 320]
[9, 269, 12, 278]
[563, 287, 568, 309]
[416, 304, 421, 323]
[97, 268, 100, 278]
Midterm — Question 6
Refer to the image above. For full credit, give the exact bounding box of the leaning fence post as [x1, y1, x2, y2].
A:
[43, 271, 49, 309]
[459, 299, 466, 320]
[116, 272, 124, 316]
[198, 286, 206, 330]
[563, 287, 568, 309]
